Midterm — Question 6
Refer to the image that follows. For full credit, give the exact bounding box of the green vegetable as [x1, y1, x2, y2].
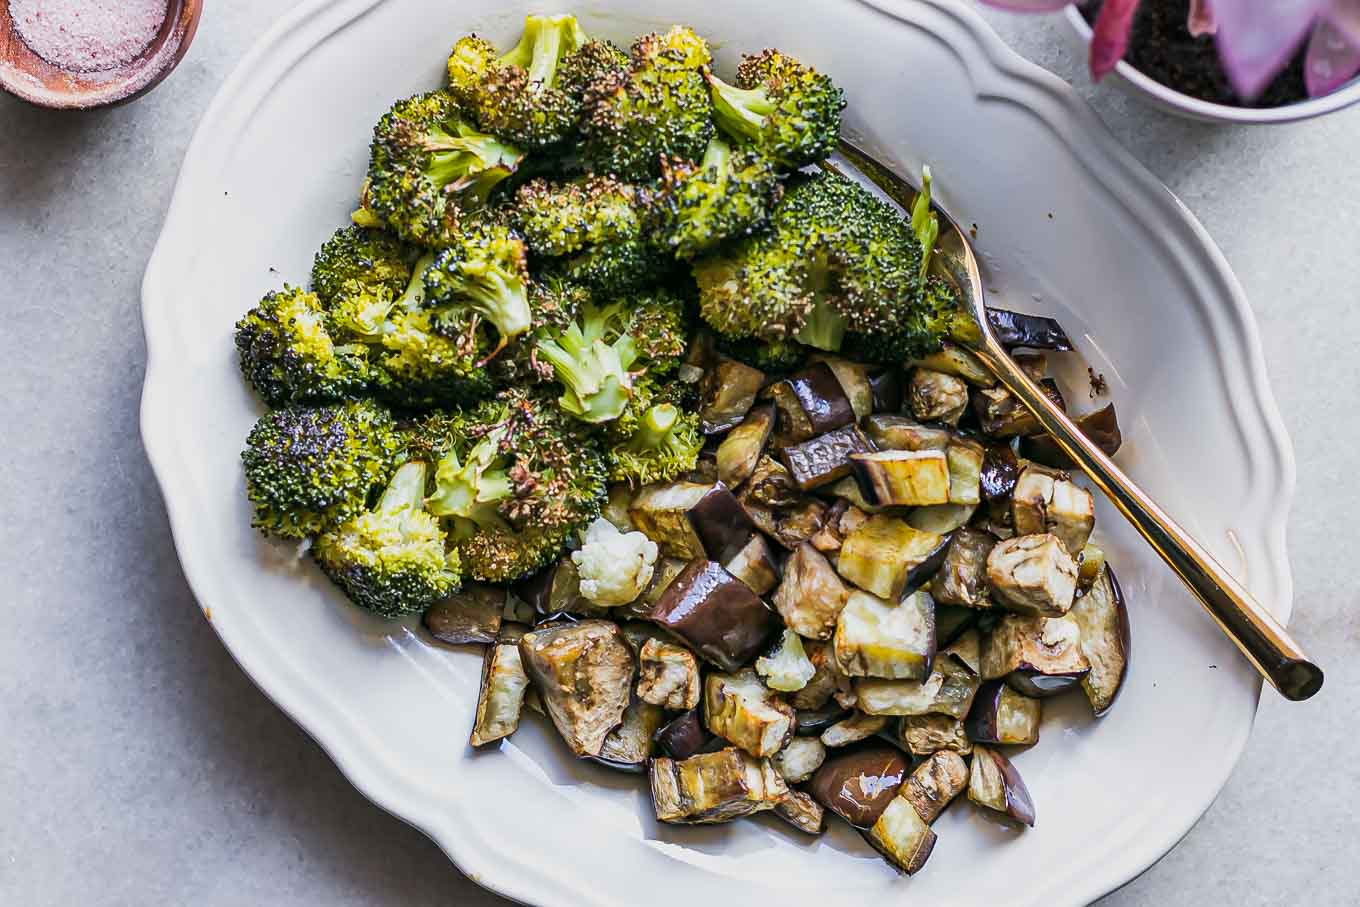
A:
[580, 26, 714, 180]
[314, 461, 461, 617]
[422, 221, 533, 347]
[652, 135, 782, 259]
[706, 49, 845, 170]
[607, 400, 703, 486]
[241, 400, 401, 539]
[310, 225, 413, 306]
[365, 90, 524, 247]
[234, 286, 370, 406]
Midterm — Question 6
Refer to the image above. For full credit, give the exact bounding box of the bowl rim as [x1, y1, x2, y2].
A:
[140, 1, 1298, 905]
[1063, 6, 1360, 124]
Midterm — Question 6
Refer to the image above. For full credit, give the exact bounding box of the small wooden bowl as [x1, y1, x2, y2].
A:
[0, 0, 202, 109]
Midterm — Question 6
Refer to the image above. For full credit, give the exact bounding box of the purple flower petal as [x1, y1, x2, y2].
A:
[1305, 18, 1360, 95]
[1089, 0, 1142, 81]
[976, 0, 1073, 10]
[1212, 0, 1331, 100]
[1188, 0, 1217, 37]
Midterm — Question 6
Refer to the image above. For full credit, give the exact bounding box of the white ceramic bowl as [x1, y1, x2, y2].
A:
[1063, 6, 1360, 123]
[141, 1, 1296, 905]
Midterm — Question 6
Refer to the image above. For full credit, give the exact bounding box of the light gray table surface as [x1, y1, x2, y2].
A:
[2, 3, 1356, 905]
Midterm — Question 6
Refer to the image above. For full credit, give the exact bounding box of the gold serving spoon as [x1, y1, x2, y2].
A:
[832, 139, 1322, 701]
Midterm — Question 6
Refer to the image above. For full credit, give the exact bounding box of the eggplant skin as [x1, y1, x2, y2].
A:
[903, 751, 969, 825]
[986, 308, 1073, 352]
[864, 796, 937, 875]
[518, 620, 636, 758]
[782, 424, 875, 492]
[771, 362, 856, 444]
[1022, 403, 1123, 468]
[469, 642, 531, 748]
[1069, 565, 1131, 716]
[423, 584, 504, 645]
[968, 745, 1036, 827]
[703, 669, 796, 757]
[653, 708, 717, 761]
[650, 747, 789, 824]
[964, 679, 1042, 746]
[807, 747, 910, 828]
[647, 560, 775, 672]
[979, 444, 1021, 501]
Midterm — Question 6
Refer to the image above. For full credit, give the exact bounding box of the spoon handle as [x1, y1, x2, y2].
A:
[970, 337, 1323, 701]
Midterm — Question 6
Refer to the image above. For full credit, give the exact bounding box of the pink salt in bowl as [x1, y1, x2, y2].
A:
[0, 0, 202, 108]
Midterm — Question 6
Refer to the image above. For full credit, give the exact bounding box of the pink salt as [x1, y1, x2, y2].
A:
[9, 0, 168, 73]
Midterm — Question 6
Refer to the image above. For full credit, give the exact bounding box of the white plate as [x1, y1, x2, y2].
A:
[140, 1, 1296, 904]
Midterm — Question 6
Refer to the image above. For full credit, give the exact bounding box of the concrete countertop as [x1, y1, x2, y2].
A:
[1, 3, 1355, 904]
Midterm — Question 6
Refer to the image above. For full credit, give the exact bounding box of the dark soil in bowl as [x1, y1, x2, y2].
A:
[1083, 0, 1308, 107]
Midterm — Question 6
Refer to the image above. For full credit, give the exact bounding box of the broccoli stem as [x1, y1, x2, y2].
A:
[397, 254, 435, 312]
[427, 431, 512, 528]
[631, 404, 680, 451]
[706, 73, 774, 143]
[795, 296, 847, 352]
[462, 271, 531, 339]
[422, 125, 522, 202]
[378, 461, 429, 515]
[700, 134, 731, 172]
[537, 336, 633, 423]
[911, 165, 939, 283]
[500, 15, 586, 87]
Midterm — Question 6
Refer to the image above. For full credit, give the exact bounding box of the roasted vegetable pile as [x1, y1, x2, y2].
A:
[233, 13, 1133, 879]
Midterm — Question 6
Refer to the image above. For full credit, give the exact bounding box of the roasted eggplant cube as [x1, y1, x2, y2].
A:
[850, 450, 950, 507]
[1022, 403, 1123, 468]
[899, 714, 973, 756]
[637, 637, 701, 710]
[775, 789, 827, 835]
[771, 735, 828, 784]
[629, 481, 756, 563]
[1012, 465, 1095, 554]
[703, 669, 796, 757]
[518, 620, 636, 757]
[973, 378, 1067, 438]
[783, 424, 874, 492]
[514, 558, 606, 618]
[903, 751, 970, 824]
[819, 712, 888, 747]
[932, 528, 997, 608]
[647, 560, 774, 672]
[769, 362, 856, 445]
[986, 533, 1078, 617]
[423, 583, 504, 645]
[838, 515, 948, 601]
[986, 308, 1073, 351]
[979, 444, 1021, 501]
[593, 699, 664, 773]
[716, 404, 775, 488]
[968, 745, 1036, 827]
[913, 341, 995, 387]
[965, 679, 1042, 746]
[755, 629, 817, 692]
[808, 747, 909, 828]
[650, 747, 789, 824]
[865, 797, 936, 875]
[699, 357, 765, 434]
[833, 590, 936, 680]
[469, 642, 531, 747]
[1069, 565, 1131, 716]
[908, 367, 969, 426]
[868, 367, 904, 414]
[654, 708, 716, 760]
[906, 503, 977, 535]
[981, 612, 1090, 698]
[855, 652, 980, 718]
[723, 533, 781, 597]
[809, 355, 874, 420]
[862, 414, 951, 453]
[773, 543, 850, 640]
[946, 439, 984, 505]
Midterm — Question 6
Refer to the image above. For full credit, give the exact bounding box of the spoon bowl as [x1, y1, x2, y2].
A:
[0, 0, 202, 109]
[835, 138, 1322, 702]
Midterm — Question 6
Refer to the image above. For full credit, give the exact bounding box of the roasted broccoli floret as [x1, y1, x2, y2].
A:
[706, 49, 844, 170]
[843, 275, 973, 364]
[713, 335, 806, 373]
[422, 221, 532, 350]
[692, 171, 926, 353]
[535, 288, 690, 423]
[313, 461, 460, 617]
[241, 400, 401, 539]
[365, 90, 524, 247]
[557, 38, 629, 100]
[235, 286, 370, 406]
[447, 15, 592, 150]
[581, 26, 714, 179]
[607, 397, 702, 485]
[414, 391, 607, 581]
[310, 226, 413, 306]
[652, 135, 782, 259]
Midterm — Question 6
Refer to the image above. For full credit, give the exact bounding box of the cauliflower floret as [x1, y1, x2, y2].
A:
[571, 518, 659, 606]
[755, 629, 817, 692]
